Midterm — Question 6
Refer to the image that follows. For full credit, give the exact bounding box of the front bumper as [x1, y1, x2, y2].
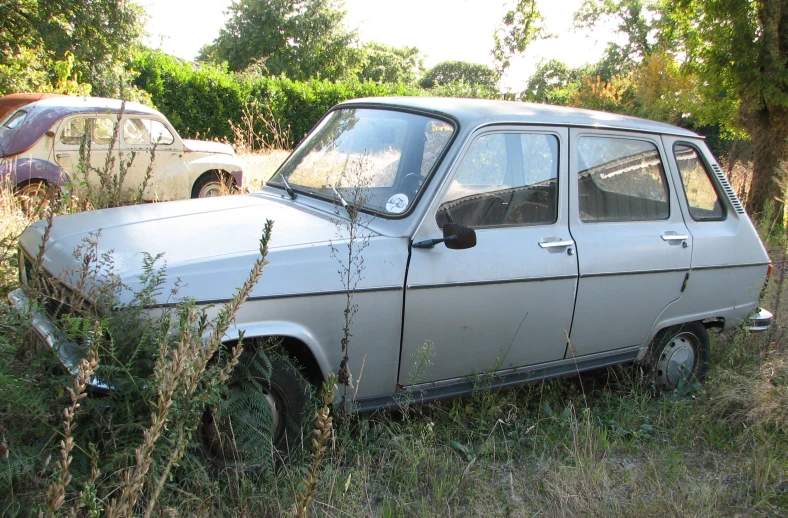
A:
[8, 288, 108, 389]
[745, 307, 774, 332]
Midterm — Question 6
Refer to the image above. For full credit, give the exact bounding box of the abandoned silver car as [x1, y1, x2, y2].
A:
[10, 97, 774, 454]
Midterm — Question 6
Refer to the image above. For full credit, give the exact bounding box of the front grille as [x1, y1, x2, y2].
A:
[20, 252, 91, 320]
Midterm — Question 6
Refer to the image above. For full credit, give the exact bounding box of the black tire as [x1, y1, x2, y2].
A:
[199, 352, 313, 471]
[191, 171, 234, 198]
[648, 322, 710, 393]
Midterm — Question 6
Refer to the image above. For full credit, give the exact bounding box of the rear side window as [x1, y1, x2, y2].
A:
[60, 118, 88, 144]
[123, 118, 175, 145]
[577, 137, 669, 222]
[92, 118, 115, 145]
[674, 144, 725, 220]
[437, 132, 559, 229]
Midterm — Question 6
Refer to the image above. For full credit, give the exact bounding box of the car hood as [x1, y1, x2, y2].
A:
[19, 194, 376, 303]
[183, 139, 235, 156]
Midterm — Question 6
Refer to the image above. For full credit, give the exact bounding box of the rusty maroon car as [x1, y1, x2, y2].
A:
[0, 96, 244, 201]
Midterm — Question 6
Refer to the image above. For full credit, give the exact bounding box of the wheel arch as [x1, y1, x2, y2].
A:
[639, 316, 721, 362]
[221, 322, 329, 387]
[191, 168, 236, 198]
[2, 158, 67, 188]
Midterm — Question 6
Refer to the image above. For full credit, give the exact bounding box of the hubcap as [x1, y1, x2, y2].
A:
[655, 332, 697, 390]
[200, 384, 284, 466]
[198, 181, 222, 198]
[17, 182, 48, 213]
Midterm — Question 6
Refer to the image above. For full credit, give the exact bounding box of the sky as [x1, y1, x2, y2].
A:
[143, 0, 621, 90]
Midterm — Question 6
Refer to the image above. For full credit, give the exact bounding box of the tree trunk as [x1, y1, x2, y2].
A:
[742, 103, 788, 224]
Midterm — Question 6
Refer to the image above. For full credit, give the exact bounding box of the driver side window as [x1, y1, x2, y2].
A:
[436, 132, 559, 229]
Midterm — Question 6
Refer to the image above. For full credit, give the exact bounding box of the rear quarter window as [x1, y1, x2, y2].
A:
[674, 144, 726, 221]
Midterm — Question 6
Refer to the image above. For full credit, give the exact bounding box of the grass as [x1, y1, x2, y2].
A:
[0, 151, 786, 516]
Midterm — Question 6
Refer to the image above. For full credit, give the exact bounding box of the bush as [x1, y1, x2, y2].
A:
[131, 50, 503, 149]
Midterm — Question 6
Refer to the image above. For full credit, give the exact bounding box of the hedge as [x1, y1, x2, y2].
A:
[130, 51, 500, 148]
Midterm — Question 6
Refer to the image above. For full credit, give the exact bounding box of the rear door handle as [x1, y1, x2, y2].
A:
[661, 234, 689, 241]
[56, 153, 70, 158]
[539, 239, 575, 249]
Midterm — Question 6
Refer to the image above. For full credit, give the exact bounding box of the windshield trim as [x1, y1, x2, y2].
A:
[267, 105, 459, 220]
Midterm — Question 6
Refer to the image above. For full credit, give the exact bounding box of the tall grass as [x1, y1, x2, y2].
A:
[0, 154, 786, 516]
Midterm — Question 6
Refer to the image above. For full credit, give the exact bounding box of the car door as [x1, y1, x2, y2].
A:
[54, 116, 114, 189]
[567, 129, 692, 357]
[121, 116, 185, 199]
[400, 127, 578, 385]
[654, 136, 770, 329]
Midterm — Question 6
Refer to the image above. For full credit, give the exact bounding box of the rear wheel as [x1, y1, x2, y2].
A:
[192, 171, 235, 198]
[15, 180, 50, 215]
[649, 322, 710, 393]
[198, 353, 312, 471]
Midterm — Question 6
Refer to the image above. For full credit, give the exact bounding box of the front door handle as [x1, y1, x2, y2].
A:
[539, 239, 575, 249]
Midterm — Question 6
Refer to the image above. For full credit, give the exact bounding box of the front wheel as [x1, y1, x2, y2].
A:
[648, 322, 710, 393]
[199, 353, 312, 471]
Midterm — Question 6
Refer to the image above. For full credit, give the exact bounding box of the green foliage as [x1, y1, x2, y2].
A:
[492, 0, 550, 76]
[0, 0, 144, 95]
[574, 0, 658, 78]
[419, 60, 498, 90]
[198, 0, 360, 81]
[132, 52, 246, 140]
[132, 50, 425, 146]
[659, 0, 788, 217]
[357, 42, 425, 85]
[522, 59, 588, 104]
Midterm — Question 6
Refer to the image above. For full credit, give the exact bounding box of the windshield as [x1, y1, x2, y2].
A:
[270, 108, 455, 216]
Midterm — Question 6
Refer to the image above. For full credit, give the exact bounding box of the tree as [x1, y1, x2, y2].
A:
[522, 59, 591, 104]
[419, 61, 498, 89]
[662, 0, 788, 219]
[357, 43, 424, 85]
[574, 0, 658, 78]
[198, 0, 359, 81]
[0, 0, 144, 94]
[492, 0, 549, 77]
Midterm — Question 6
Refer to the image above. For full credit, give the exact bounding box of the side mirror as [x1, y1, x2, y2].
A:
[443, 223, 476, 250]
[412, 223, 477, 250]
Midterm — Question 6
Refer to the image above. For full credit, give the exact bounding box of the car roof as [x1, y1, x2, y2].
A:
[0, 97, 162, 158]
[338, 97, 700, 138]
[26, 96, 160, 117]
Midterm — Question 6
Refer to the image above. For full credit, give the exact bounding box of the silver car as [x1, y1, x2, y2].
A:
[9, 97, 774, 452]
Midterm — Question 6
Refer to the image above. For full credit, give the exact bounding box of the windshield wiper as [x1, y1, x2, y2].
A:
[278, 174, 297, 200]
[331, 185, 352, 216]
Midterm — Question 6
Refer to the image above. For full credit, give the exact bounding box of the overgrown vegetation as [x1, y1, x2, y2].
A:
[1, 149, 786, 516]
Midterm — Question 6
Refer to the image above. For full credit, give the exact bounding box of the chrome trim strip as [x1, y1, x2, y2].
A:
[580, 267, 688, 279]
[407, 275, 577, 290]
[353, 346, 640, 412]
[149, 285, 404, 308]
[691, 262, 771, 272]
[8, 288, 109, 390]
